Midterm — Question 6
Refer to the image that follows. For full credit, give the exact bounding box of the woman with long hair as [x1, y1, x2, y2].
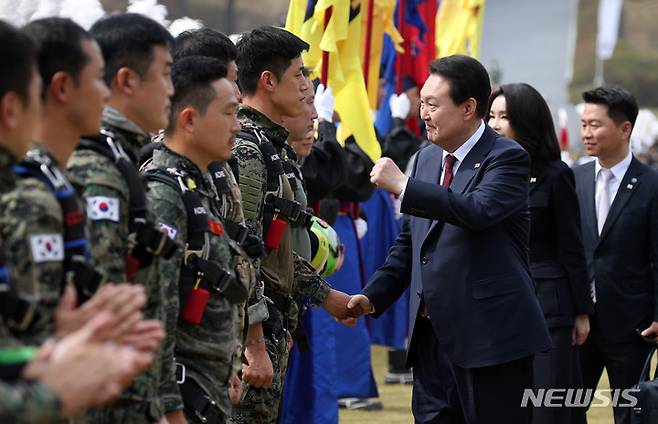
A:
[488, 83, 593, 424]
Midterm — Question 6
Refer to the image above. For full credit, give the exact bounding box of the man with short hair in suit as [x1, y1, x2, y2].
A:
[347, 55, 552, 424]
[573, 86, 658, 424]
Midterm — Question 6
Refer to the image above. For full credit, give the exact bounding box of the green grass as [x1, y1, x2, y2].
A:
[340, 346, 616, 423]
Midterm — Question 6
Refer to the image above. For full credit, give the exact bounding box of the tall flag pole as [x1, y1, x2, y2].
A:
[362, 0, 375, 89]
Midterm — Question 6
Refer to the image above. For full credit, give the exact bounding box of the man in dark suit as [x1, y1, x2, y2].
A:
[347, 55, 552, 423]
[573, 86, 658, 424]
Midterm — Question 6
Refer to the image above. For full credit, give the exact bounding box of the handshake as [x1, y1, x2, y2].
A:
[322, 289, 374, 326]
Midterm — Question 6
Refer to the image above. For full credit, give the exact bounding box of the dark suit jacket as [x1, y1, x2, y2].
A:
[362, 125, 551, 369]
[574, 157, 658, 344]
[529, 160, 594, 328]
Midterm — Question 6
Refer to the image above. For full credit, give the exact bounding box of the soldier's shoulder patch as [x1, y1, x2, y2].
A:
[29, 234, 64, 262]
[86, 196, 120, 222]
[158, 222, 178, 240]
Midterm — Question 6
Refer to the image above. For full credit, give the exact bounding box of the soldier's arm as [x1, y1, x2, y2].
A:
[1, 181, 65, 344]
[77, 182, 130, 284]
[0, 380, 61, 423]
[145, 182, 187, 414]
[68, 152, 130, 284]
[292, 251, 331, 307]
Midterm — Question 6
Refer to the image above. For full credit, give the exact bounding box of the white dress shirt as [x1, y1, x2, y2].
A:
[439, 121, 485, 185]
[594, 150, 632, 210]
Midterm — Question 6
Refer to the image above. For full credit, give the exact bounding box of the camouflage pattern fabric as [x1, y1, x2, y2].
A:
[230, 105, 329, 424]
[0, 145, 76, 345]
[144, 145, 238, 419]
[67, 107, 164, 423]
[0, 148, 62, 422]
[0, 380, 61, 423]
[229, 334, 288, 424]
[214, 161, 259, 377]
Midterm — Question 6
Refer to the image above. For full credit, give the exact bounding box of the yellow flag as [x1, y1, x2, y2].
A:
[287, 0, 381, 162]
[332, 0, 381, 162]
[435, 0, 485, 58]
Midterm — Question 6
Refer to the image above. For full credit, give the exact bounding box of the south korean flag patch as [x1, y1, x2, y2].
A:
[30, 234, 64, 262]
[87, 196, 120, 222]
[159, 222, 178, 240]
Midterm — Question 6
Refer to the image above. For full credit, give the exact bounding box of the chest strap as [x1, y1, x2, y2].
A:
[0, 249, 38, 331]
[78, 130, 177, 275]
[144, 168, 247, 305]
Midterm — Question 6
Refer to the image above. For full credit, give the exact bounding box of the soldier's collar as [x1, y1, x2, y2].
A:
[28, 143, 59, 167]
[237, 105, 289, 147]
[152, 144, 211, 195]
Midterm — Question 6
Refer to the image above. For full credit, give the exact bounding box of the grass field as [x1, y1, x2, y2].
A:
[340, 346, 617, 424]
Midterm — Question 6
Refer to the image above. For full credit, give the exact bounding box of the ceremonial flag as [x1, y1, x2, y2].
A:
[435, 0, 485, 58]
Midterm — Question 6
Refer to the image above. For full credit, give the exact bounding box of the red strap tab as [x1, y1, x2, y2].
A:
[208, 219, 224, 236]
[65, 210, 83, 226]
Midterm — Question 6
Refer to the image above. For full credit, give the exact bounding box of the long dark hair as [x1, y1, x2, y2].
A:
[488, 83, 560, 176]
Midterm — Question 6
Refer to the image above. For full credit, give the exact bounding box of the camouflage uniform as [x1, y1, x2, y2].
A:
[0, 147, 30, 348]
[1, 145, 89, 346]
[0, 380, 61, 423]
[282, 145, 311, 261]
[209, 160, 264, 379]
[0, 147, 62, 422]
[143, 144, 240, 422]
[66, 107, 167, 422]
[230, 106, 330, 424]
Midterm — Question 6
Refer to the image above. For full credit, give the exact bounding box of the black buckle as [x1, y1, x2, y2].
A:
[179, 376, 222, 424]
[135, 223, 178, 259]
[224, 220, 249, 245]
[0, 291, 38, 332]
[176, 362, 186, 384]
[265, 194, 302, 223]
[68, 255, 104, 302]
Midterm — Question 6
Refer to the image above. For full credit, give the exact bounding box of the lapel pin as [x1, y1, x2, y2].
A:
[627, 184, 634, 190]
[474, 163, 481, 169]
[530, 177, 537, 183]
[631, 177, 638, 184]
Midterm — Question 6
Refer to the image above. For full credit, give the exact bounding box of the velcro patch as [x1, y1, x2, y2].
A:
[87, 196, 120, 222]
[30, 234, 64, 262]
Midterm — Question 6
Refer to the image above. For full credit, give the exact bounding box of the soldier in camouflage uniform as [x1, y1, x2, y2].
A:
[0, 21, 63, 421]
[231, 27, 354, 424]
[66, 14, 176, 423]
[142, 57, 245, 424]
[0, 18, 110, 347]
[169, 27, 270, 405]
[281, 75, 318, 262]
[0, 20, 155, 423]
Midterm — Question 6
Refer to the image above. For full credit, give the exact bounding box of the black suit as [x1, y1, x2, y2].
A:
[363, 125, 551, 423]
[573, 156, 658, 424]
[528, 160, 593, 424]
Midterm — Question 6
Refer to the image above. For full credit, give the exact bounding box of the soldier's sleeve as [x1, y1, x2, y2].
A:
[146, 182, 187, 413]
[292, 252, 331, 307]
[232, 140, 270, 323]
[1, 181, 65, 345]
[0, 380, 61, 423]
[68, 151, 130, 284]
